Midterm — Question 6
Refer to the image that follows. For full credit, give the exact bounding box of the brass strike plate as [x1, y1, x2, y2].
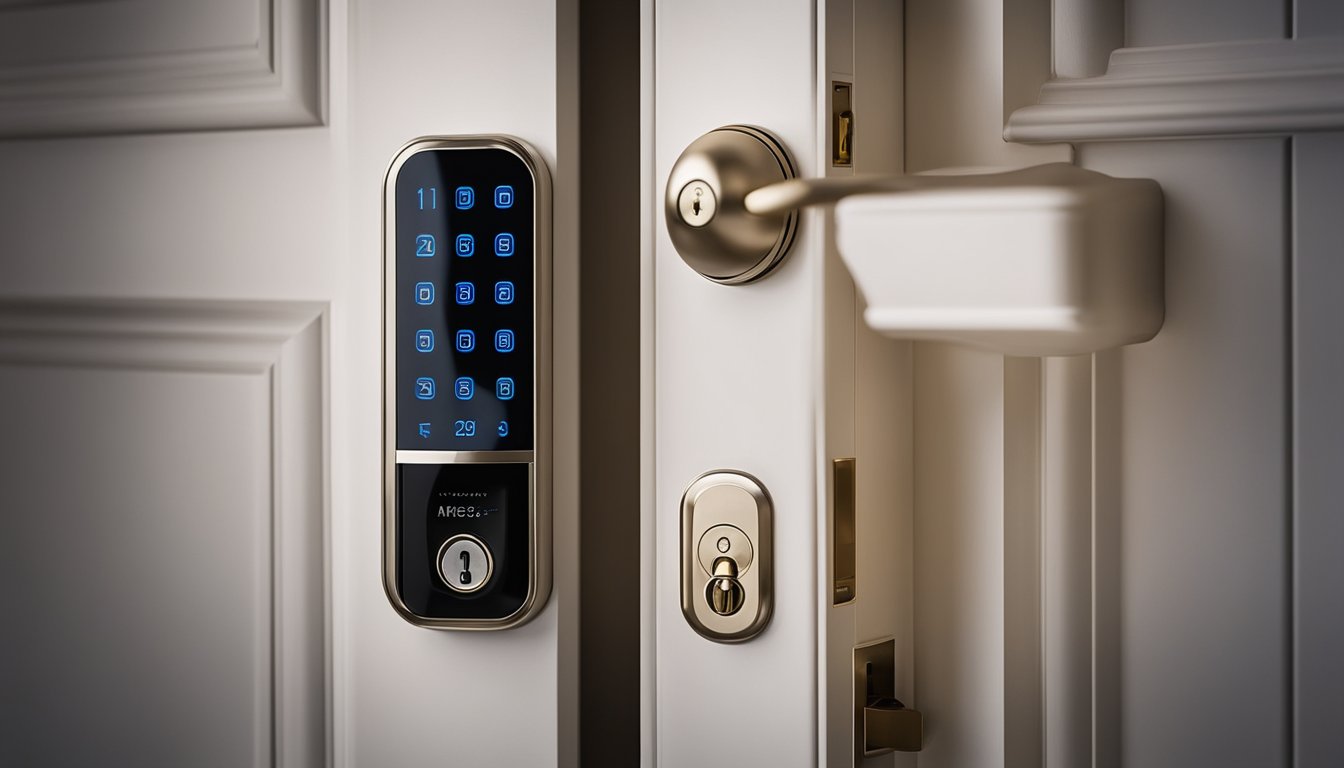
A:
[854, 638, 923, 759]
[833, 458, 856, 605]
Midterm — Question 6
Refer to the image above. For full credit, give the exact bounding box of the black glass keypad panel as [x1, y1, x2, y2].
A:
[397, 462, 531, 620]
[395, 147, 535, 451]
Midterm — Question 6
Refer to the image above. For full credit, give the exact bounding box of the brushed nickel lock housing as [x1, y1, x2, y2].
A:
[681, 470, 773, 642]
[664, 126, 798, 284]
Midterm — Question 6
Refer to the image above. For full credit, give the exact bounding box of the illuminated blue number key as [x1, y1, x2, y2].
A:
[414, 377, 436, 400]
[494, 281, 515, 305]
[455, 282, 474, 305]
[455, 330, 475, 352]
[417, 422, 432, 438]
[455, 234, 475, 257]
[454, 377, 474, 400]
[415, 234, 435, 257]
[415, 282, 435, 305]
[455, 186, 474, 209]
[494, 329, 515, 353]
[414, 329, 435, 352]
[497, 421, 509, 437]
[494, 185, 514, 208]
[496, 377, 515, 400]
[494, 233, 514, 257]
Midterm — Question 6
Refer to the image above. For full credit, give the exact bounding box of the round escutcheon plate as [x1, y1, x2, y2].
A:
[664, 126, 798, 284]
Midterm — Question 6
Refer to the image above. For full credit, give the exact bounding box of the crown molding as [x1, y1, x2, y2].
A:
[1006, 36, 1344, 143]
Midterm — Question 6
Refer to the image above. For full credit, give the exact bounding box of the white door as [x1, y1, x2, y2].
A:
[0, 1, 582, 766]
[3, 1, 1340, 767]
[650, 1, 1342, 767]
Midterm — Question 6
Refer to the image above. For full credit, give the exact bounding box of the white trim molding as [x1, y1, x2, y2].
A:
[0, 0, 323, 137]
[1006, 36, 1344, 143]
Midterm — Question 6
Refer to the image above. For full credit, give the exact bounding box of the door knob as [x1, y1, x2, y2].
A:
[665, 124, 981, 284]
[663, 125, 799, 284]
[665, 125, 1124, 283]
[665, 125, 1063, 284]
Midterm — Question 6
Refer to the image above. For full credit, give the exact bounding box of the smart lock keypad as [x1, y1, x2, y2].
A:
[385, 137, 551, 630]
[395, 147, 535, 451]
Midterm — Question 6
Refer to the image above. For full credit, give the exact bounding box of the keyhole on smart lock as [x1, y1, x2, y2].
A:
[706, 556, 745, 616]
[459, 551, 472, 585]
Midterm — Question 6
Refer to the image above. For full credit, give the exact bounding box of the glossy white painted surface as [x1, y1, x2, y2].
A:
[1006, 37, 1344, 144]
[0, 1, 580, 765]
[346, 1, 580, 764]
[1080, 138, 1290, 767]
[1127, 0, 1284, 46]
[893, 0, 1317, 765]
[0, 0, 323, 136]
[819, 3, 913, 767]
[1293, 131, 1344, 768]
[654, 0, 819, 765]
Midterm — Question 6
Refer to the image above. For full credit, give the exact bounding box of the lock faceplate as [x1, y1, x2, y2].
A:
[681, 470, 773, 642]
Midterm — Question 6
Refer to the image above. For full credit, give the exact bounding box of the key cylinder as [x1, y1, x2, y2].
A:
[676, 180, 717, 227]
[706, 556, 745, 616]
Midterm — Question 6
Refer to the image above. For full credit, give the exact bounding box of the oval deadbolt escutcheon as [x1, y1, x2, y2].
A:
[680, 470, 773, 642]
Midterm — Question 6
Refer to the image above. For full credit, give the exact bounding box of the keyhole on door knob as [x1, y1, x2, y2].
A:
[705, 556, 745, 616]
[676, 180, 717, 228]
[459, 551, 472, 585]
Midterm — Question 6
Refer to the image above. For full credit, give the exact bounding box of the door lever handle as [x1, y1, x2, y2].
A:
[744, 176, 926, 216]
[666, 127, 1164, 356]
[741, 165, 1080, 217]
[665, 125, 1095, 284]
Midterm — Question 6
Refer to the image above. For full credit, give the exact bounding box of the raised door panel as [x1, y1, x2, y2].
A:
[0, 302, 325, 768]
[0, 0, 322, 136]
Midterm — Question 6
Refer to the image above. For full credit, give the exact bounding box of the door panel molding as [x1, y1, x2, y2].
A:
[0, 0, 324, 137]
[1291, 132, 1344, 766]
[1006, 36, 1344, 143]
[0, 299, 327, 768]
